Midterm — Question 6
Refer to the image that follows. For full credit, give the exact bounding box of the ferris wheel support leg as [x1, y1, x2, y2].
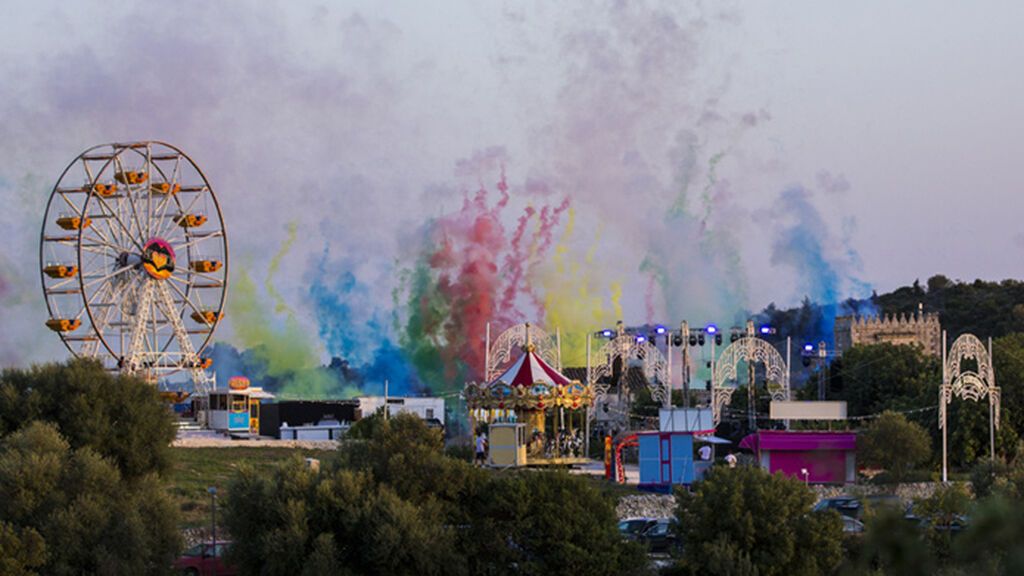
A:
[154, 282, 211, 397]
[124, 280, 155, 375]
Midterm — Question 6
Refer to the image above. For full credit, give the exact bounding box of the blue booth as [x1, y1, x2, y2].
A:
[637, 408, 722, 492]
[639, 432, 695, 490]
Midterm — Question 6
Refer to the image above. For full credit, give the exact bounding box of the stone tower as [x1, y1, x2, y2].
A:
[834, 311, 942, 357]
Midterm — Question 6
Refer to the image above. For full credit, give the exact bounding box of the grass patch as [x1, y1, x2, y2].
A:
[168, 447, 336, 529]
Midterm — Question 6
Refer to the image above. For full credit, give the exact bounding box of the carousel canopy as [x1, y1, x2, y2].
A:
[491, 348, 572, 388]
[465, 344, 593, 411]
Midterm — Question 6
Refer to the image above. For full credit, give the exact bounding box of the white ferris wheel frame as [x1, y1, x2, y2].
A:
[39, 141, 228, 393]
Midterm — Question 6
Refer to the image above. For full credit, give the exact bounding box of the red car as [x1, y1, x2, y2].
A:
[172, 541, 237, 576]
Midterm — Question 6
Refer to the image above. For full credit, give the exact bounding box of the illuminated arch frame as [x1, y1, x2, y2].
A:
[590, 329, 670, 407]
[940, 333, 999, 481]
[711, 335, 790, 425]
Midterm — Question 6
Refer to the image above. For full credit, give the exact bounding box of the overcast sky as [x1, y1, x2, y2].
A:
[1, 1, 1022, 368]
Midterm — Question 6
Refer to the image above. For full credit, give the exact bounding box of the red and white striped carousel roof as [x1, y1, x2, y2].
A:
[490, 348, 573, 387]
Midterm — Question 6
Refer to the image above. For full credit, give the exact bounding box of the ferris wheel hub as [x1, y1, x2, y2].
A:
[141, 237, 176, 280]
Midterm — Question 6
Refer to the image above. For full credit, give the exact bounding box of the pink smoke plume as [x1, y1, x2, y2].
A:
[500, 204, 536, 314]
[644, 273, 657, 324]
[424, 159, 571, 382]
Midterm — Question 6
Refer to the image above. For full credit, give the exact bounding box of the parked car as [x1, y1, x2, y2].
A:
[172, 541, 237, 576]
[618, 518, 657, 541]
[637, 518, 680, 554]
[903, 503, 969, 535]
[841, 516, 865, 534]
[813, 496, 862, 519]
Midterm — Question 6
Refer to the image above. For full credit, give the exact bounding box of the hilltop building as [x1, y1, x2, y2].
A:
[834, 311, 941, 357]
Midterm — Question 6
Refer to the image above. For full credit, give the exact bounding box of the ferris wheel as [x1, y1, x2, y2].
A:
[39, 142, 228, 393]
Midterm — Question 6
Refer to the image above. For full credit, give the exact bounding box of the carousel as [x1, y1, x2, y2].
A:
[464, 323, 594, 466]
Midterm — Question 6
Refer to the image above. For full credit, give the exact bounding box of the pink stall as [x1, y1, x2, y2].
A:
[740, 430, 856, 484]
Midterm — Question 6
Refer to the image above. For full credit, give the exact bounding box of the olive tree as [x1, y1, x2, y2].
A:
[674, 465, 843, 576]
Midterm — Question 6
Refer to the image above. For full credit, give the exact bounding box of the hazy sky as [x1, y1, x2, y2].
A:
[2, 1, 1022, 369]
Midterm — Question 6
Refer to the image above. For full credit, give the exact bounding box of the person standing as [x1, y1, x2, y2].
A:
[698, 444, 712, 461]
[475, 431, 488, 466]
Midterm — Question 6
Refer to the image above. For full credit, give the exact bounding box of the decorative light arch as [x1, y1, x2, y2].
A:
[941, 332, 999, 481]
[711, 335, 790, 425]
[590, 325, 670, 408]
[486, 322, 559, 381]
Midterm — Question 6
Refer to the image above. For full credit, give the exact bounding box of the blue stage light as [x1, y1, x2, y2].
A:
[804, 343, 814, 352]
[602, 329, 613, 338]
[760, 325, 772, 335]
[705, 324, 718, 334]
[636, 335, 647, 343]
[655, 326, 666, 335]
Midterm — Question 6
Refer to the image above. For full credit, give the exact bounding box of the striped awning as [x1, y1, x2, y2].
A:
[491, 349, 572, 387]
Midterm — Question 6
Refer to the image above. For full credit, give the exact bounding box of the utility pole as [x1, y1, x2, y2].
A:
[747, 321, 756, 431]
[208, 486, 218, 576]
[817, 342, 827, 401]
[680, 321, 690, 408]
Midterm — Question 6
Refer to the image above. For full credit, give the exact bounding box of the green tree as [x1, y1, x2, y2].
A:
[0, 522, 45, 576]
[224, 457, 460, 576]
[226, 413, 648, 576]
[876, 276, 1024, 338]
[993, 333, 1024, 436]
[946, 399, 1019, 467]
[858, 411, 932, 481]
[0, 359, 177, 478]
[475, 470, 648, 576]
[828, 344, 940, 418]
[915, 483, 973, 562]
[674, 465, 843, 576]
[0, 422, 180, 575]
[844, 508, 935, 576]
[953, 495, 1024, 575]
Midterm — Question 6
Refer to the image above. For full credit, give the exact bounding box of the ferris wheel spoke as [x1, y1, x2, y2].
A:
[57, 190, 86, 216]
[154, 187, 207, 240]
[171, 230, 223, 254]
[44, 276, 79, 291]
[112, 156, 149, 245]
[183, 269, 225, 285]
[164, 277, 212, 322]
[80, 227, 124, 256]
[91, 194, 145, 252]
[78, 250, 111, 281]
[97, 196, 128, 251]
[81, 264, 135, 290]
[145, 147, 155, 239]
[150, 184, 179, 236]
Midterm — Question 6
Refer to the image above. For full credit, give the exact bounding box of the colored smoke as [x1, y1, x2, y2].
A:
[764, 185, 873, 346]
[308, 246, 420, 396]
